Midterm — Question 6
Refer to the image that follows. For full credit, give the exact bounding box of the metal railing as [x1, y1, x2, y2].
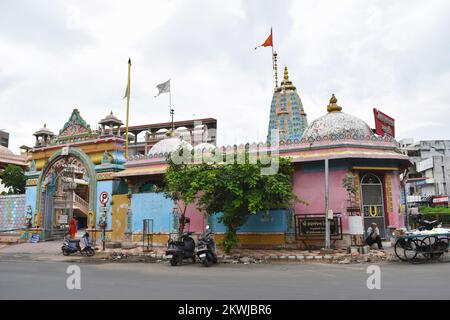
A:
[73, 192, 89, 215]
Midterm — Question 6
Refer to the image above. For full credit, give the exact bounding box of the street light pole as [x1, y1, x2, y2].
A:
[325, 158, 330, 249]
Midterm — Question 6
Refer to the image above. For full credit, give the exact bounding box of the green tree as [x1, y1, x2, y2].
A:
[0, 165, 26, 194]
[163, 157, 208, 237]
[193, 152, 303, 253]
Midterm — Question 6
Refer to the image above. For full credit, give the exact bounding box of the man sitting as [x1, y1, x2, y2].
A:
[365, 222, 383, 250]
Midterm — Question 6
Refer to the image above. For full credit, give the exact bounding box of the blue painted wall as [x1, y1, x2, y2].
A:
[96, 180, 113, 226]
[211, 209, 287, 233]
[131, 192, 173, 233]
[25, 186, 37, 217]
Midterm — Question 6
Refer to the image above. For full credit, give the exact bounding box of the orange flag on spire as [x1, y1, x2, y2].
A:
[255, 28, 273, 49]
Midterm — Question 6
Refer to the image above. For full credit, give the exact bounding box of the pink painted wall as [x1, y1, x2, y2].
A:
[177, 168, 406, 236]
[177, 200, 207, 233]
[293, 168, 351, 233]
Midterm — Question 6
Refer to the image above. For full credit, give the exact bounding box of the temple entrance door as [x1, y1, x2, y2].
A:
[360, 174, 386, 238]
[40, 154, 92, 239]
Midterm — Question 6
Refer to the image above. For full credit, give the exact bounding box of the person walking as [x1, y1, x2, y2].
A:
[69, 217, 78, 239]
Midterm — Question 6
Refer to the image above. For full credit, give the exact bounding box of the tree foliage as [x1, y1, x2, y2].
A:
[0, 165, 26, 194]
[162, 150, 302, 252]
[163, 157, 209, 237]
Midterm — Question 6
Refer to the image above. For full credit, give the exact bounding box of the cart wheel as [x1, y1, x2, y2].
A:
[394, 239, 409, 261]
[170, 257, 178, 266]
[403, 239, 419, 263]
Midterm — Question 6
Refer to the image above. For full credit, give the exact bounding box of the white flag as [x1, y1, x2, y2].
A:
[155, 79, 170, 97]
[123, 83, 129, 99]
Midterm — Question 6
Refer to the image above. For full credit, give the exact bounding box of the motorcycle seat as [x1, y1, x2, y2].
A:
[67, 239, 80, 243]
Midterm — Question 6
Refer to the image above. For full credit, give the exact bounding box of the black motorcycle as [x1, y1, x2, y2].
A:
[417, 214, 442, 231]
[166, 231, 196, 266]
[196, 226, 217, 267]
[61, 231, 95, 256]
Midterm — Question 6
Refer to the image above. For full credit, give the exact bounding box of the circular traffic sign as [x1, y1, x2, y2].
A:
[99, 191, 110, 205]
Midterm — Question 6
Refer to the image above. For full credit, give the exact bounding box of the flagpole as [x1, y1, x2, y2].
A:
[271, 27, 278, 88]
[169, 79, 174, 131]
[125, 58, 131, 159]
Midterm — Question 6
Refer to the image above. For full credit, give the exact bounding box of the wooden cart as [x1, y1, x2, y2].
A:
[394, 230, 450, 263]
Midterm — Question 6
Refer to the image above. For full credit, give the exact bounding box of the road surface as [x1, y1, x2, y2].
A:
[1, 257, 449, 299]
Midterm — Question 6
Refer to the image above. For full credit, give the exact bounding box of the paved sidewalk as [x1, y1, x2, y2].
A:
[0, 240, 397, 264]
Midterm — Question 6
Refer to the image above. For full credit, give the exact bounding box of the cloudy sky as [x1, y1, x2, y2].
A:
[1, 0, 449, 153]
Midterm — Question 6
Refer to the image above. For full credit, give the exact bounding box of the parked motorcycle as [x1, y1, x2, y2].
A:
[166, 231, 196, 266]
[417, 214, 442, 231]
[196, 226, 217, 267]
[61, 231, 95, 256]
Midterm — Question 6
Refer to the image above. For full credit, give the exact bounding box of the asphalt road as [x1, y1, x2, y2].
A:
[0, 258, 449, 299]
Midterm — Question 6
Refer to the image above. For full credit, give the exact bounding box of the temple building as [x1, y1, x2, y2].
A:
[3, 65, 410, 249]
[111, 91, 409, 248]
[9, 108, 216, 242]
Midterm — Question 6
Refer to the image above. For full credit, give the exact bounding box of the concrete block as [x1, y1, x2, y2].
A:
[314, 255, 323, 260]
[288, 256, 296, 260]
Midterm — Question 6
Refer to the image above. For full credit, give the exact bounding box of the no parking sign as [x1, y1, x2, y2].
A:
[99, 192, 110, 206]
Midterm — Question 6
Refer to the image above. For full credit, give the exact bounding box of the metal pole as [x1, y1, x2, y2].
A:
[69, 167, 74, 222]
[325, 158, 330, 249]
[125, 58, 131, 159]
[403, 184, 410, 230]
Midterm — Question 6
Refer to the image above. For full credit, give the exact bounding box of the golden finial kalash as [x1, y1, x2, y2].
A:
[327, 94, 342, 113]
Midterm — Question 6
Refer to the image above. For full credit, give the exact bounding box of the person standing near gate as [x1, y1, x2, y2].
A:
[69, 217, 78, 239]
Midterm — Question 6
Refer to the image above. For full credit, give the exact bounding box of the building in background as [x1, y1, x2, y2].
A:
[0, 130, 9, 148]
[114, 118, 217, 156]
[399, 139, 450, 205]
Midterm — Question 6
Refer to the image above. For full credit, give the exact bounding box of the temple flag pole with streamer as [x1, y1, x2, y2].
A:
[154, 79, 174, 130]
[255, 28, 278, 87]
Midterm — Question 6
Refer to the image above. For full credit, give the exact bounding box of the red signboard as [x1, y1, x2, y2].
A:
[432, 196, 449, 205]
[373, 108, 395, 138]
[99, 192, 110, 206]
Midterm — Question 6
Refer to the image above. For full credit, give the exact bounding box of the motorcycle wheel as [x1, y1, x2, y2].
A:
[170, 257, 178, 266]
[85, 248, 95, 257]
[62, 248, 70, 256]
[202, 258, 210, 267]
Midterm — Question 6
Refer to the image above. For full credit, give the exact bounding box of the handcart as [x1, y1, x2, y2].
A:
[394, 229, 450, 264]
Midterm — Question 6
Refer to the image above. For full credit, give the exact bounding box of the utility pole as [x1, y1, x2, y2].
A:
[325, 158, 330, 249]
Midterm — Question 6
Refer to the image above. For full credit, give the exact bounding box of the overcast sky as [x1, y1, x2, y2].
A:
[1, 0, 449, 153]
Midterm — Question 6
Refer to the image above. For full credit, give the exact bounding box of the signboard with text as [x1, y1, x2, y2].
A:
[373, 108, 395, 138]
[432, 196, 449, 205]
[295, 215, 342, 240]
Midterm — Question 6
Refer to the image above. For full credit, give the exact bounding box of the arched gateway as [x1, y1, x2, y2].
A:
[36, 147, 96, 239]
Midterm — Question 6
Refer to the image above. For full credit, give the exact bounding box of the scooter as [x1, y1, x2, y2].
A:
[62, 231, 95, 256]
[196, 225, 217, 267]
[417, 214, 442, 231]
[166, 231, 196, 266]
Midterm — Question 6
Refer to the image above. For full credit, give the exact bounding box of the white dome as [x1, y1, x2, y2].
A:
[193, 143, 216, 151]
[0, 145, 14, 155]
[148, 136, 193, 156]
[302, 111, 374, 141]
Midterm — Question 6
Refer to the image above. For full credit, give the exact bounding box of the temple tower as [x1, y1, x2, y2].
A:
[267, 66, 308, 144]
